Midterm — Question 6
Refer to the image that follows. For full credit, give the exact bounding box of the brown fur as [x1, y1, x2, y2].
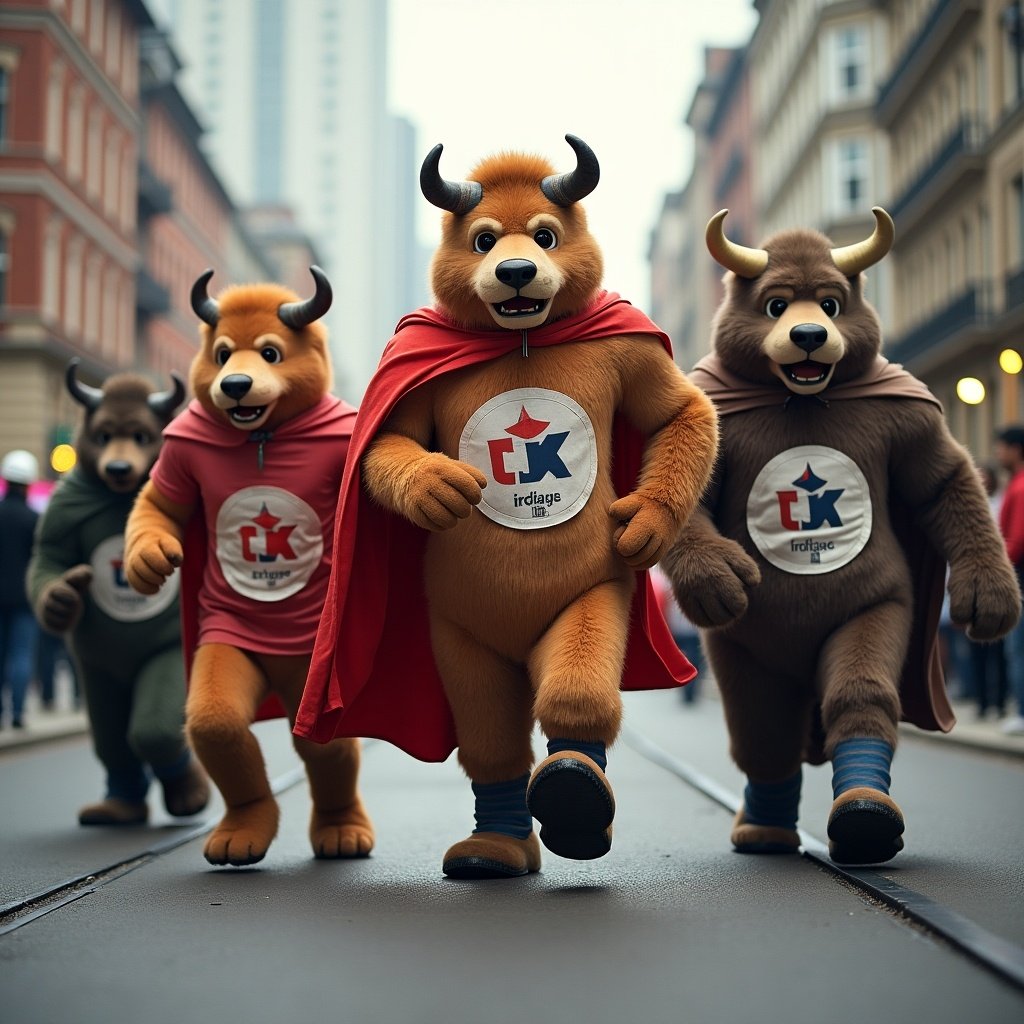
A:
[124, 279, 372, 866]
[663, 215, 1021, 857]
[365, 144, 718, 871]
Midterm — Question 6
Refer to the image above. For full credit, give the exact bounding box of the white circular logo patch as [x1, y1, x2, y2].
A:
[215, 485, 323, 601]
[746, 445, 872, 575]
[459, 387, 597, 530]
[90, 534, 179, 621]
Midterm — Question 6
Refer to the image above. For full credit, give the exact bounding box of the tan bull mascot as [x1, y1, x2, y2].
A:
[663, 208, 1021, 864]
[295, 135, 718, 878]
[124, 268, 374, 867]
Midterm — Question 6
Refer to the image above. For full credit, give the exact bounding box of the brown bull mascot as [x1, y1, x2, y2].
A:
[123, 268, 374, 867]
[663, 208, 1021, 864]
[295, 135, 718, 878]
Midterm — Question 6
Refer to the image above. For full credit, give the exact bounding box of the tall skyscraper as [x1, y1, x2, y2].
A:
[151, 0, 417, 396]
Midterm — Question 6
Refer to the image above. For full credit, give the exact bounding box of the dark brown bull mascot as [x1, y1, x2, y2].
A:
[28, 361, 209, 826]
[663, 208, 1021, 864]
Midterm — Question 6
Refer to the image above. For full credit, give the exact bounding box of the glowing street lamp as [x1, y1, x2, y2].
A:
[956, 377, 986, 405]
[50, 444, 76, 473]
[1000, 348, 1024, 374]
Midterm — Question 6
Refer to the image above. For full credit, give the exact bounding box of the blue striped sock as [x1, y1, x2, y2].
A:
[472, 774, 532, 839]
[547, 737, 607, 772]
[743, 770, 802, 830]
[831, 738, 893, 798]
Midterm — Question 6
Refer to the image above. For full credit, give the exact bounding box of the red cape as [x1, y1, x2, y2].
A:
[294, 291, 696, 760]
[167, 394, 358, 721]
[690, 353, 954, 735]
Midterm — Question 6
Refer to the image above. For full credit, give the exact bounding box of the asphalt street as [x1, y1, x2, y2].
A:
[1, 689, 1023, 1024]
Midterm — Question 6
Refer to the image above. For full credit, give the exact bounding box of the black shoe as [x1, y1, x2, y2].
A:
[12, 718, 24, 729]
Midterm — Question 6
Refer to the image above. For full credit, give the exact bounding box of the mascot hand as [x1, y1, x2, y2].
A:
[610, 493, 678, 569]
[948, 559, 1022, 642]
[124, 531, 183, 595]
[668, 537, 761, 628]
[406, 453, 486, 532]
[39, 564, 93, 633]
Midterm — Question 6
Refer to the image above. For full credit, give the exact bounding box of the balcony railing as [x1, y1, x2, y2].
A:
[876, 0, 982, 124]
[887, 285, 991, 365]
[136, 268, 171, 317]
[137, 159, 172, 219]
[1006, 267, 1024, 314]
[889, 118, 986, 224]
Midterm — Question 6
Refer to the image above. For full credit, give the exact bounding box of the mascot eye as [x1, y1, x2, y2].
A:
[765, 298, 788, 319]
[94, 431, 111, 445]
[820, 297, 841, 318]
[215, 348, 231, 367]
[473, 232, 498, 254]
[133, 431, 152, 446]
[533, 228, 557, 250]
[260, 346, 283, 364]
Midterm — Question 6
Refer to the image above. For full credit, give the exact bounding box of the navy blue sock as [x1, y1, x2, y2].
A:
[743, 770, 802, 831]
[831, 738, 893, 798]
[106, 767, 150, 803]
[472, 774, 532, 839]
[546, 737, 607, 772]
[151, 750, 191, 782]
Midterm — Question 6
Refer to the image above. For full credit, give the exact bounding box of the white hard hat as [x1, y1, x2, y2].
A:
[1, 449, 39, 485]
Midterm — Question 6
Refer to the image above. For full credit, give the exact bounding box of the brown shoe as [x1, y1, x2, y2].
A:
[526, 751, 614, 860]
[730, 807, 800, 854]
[827, 786, 905, 865]
[442, 831, 541, 879]
[160, 759, 211, 818]
[78, 797, 149, 826]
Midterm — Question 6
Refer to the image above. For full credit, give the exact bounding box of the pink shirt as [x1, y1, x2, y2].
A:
[151, 395, 355, 656]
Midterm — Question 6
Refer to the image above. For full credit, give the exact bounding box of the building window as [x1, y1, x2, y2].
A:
[46, 62, 64, 159]
[1013, 174, 1024, 268]
[0, 67, 9, 143]
[86, 108, 102, 197]
[65, 236, 83, 335]
[835, 25, 867, 100]
[0, 229, 9, 307]
[43, 217, 61, 321]
[67, 85, 83, 178]
[837, 138, 868, 213]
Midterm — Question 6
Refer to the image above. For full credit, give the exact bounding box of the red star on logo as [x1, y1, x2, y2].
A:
[252, 503, 281, 530]
[504, 406, 549, 440]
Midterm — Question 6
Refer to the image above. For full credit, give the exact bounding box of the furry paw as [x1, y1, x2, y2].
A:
[39, 564, 93, 633]
[609, 493, 677, 569]
[309, 798, 375, 859]
[948, 561, 1022, 641]
[406, 453, 486, 531]
[124, 532, 183, 595]
[666, 537, 761, 628]
[203, 797, 279, 866]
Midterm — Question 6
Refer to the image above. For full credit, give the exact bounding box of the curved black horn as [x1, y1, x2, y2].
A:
[190, 269, 219, 327]
[540, 134, 601, 207]
[278, 265, 333, 329]
[65, 358, 104, 411]
[147, 371, 187, 420]
[419, 144, 483, 215]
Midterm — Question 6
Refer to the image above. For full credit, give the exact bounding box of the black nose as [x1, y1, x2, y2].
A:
[790, 324, 828, 354]
[495, 259, 537, 291]
[106, 461, 132, 479]
[220, 374, 253, 400]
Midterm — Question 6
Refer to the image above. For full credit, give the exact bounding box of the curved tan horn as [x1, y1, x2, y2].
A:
[706, 210, 768, 278]
[830, 207, 895, 277]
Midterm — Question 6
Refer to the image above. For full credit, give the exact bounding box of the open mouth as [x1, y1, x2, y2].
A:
[228, 405, 267, 425]
[781, 360, 833, 387]
[492, 297, 548, 318]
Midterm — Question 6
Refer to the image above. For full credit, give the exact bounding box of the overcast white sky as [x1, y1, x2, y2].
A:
[387, 0, 758, 310]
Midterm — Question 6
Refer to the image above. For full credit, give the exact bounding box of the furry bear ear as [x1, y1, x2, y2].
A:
[148, 373, 187, 420]
[65, 358, 103, 411]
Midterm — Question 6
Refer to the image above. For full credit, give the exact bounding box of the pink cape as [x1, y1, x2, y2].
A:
[165, 394, 357, 722]
[294, 292, 696, 760]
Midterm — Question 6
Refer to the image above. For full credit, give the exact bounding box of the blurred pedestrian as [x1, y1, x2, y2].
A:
[994, 426, 1024, 734]
[35, 628, 81, 711]
[0, 449, 41, 729]
[969, 462, 1008, 719]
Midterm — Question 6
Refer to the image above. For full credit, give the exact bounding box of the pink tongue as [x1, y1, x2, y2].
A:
[793, 362, 822, 380]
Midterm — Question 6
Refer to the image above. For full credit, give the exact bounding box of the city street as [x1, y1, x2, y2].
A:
[2, 688, 1022, 1024]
